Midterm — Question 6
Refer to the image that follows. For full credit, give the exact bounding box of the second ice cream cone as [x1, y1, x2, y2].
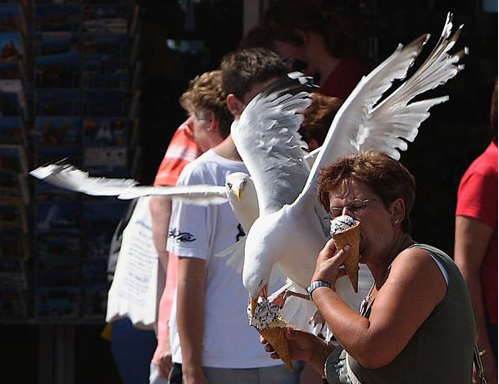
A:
[258, 326, 293, 371]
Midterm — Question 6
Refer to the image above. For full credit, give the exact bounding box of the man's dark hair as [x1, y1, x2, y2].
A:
[220, 47, 287, 101]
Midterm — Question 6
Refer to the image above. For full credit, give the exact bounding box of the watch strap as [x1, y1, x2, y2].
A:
[307, 280, 332, 298]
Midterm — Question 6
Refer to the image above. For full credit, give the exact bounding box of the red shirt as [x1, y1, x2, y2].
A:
[319, 58, 370, 101]
[456, 141, 498, 324]
[153, 123, 202, 187]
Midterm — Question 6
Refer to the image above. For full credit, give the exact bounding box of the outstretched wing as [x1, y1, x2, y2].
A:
[297, 12, 466, 205]
[30, 163, 138, 196]
[232, 74, 313, 215]
[117, 185, 227, 203]
[30, 162, 228, 204]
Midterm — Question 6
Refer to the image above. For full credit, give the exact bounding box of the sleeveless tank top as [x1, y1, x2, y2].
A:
[348, 243, 475, 384]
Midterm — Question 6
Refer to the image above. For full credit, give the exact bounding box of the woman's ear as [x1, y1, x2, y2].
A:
[226, 94, 245, 118]
[207, 110, 218, 132]
[390, 198, 406, 226]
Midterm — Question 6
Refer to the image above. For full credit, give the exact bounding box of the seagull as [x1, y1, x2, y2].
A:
[236, 12, 467, 316]
[29, 12, 466, 332]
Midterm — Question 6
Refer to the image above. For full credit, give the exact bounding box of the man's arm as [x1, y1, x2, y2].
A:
[455, 215, 497, 384]
[150, 195, 172, 271]
[176, 256, 209, 384]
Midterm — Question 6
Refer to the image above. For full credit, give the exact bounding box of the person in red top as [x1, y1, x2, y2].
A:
[262, 0, 370, 101]
[153, 123, 202, 187]
[455, 79, 498, 384]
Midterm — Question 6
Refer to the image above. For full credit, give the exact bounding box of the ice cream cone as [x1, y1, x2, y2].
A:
[332, 221, 360, 292]
[258, 326, 293, 371]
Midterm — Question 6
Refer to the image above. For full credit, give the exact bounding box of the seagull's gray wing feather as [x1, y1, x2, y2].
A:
[232, 75, 312, 215]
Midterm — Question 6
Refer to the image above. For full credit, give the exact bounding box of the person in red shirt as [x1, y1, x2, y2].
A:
[455, 79, 498, 384]
[262, 0, 370, 101]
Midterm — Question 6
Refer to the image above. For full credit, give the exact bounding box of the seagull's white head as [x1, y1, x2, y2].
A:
[225, 172, 250, 201]
[225, 172, 259, 234]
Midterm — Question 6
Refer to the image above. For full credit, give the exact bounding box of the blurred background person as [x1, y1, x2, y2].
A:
[300, 92, 343, 151]
[262, 0, 370, 100]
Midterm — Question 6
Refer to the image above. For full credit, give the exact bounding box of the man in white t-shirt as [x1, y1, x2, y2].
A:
[167, 48, 302, 384]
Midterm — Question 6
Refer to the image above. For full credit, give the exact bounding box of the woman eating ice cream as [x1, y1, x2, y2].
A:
[261, 150, 477, 384]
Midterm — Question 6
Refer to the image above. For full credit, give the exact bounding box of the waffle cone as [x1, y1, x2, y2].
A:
[258, 326, 293, 371]
[332, 221, 360, 292]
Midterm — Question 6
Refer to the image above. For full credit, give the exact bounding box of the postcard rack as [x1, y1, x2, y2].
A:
[0, 0, 136, 323]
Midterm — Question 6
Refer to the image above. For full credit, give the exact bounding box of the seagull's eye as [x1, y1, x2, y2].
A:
[227, 183, 232, 189]
[242, 179, 247, 186]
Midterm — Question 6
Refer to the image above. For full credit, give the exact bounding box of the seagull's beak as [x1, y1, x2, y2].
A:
[250, 297, 257, 317]
[250, 285, 268, 317]
[235, 188, 241, 200]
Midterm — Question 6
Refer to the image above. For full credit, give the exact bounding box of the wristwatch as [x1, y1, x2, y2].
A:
[307, 280, 332, 299]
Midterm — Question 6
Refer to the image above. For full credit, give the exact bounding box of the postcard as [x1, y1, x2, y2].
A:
[83, 116, 126, 147]
[35, 51, 79, 88]
[35, 116, 80, 146]
[81, 33, 127, 59]
[35, 31, 78, 55]
[83, 146, 128, 177]
[83, 89, 128, 116]
[35, 88, 80, 115]
[35, 4, 80, 31]
[0, 4, 21, 32]
[0, 32, 23, 63]
[82, 59, 128, 88]
[0, 79, 26, 117]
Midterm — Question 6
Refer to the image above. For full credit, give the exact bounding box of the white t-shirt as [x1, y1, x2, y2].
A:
[167, 149, 281, 369]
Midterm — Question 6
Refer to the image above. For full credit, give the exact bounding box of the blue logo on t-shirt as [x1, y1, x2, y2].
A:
[169, 228, 196, 243]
